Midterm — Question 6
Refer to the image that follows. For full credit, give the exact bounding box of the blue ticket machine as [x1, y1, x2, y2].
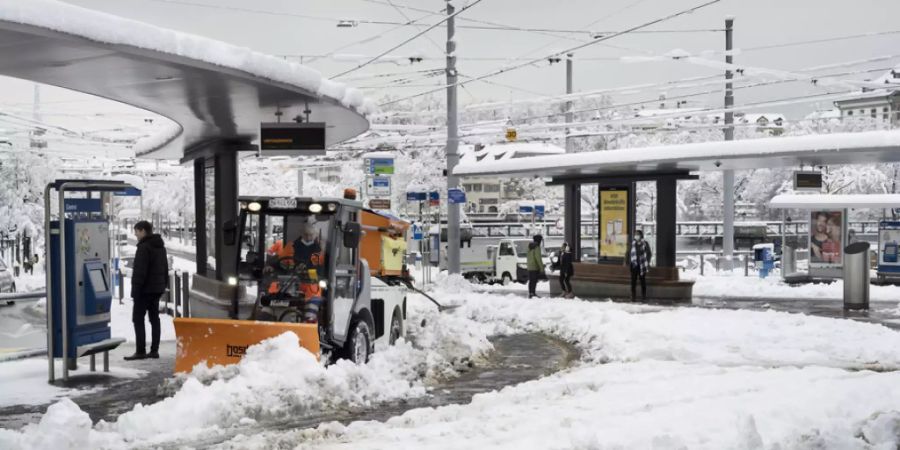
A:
[49, 218, 114, 364]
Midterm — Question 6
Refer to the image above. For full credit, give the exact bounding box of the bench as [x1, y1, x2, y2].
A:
[549, 262, 694, 302]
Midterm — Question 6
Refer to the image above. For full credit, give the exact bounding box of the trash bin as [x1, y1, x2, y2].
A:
[843, 241, 870, 310]
[781, 246, 796, 278]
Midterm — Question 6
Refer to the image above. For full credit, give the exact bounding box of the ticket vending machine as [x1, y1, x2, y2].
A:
[49, 219, 115, 364]
[45, 180, 133, 382]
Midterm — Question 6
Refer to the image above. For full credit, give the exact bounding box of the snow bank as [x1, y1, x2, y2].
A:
[0, 398, 93, 450]
[216, 278, 900, 449]
[0, 293, 493, 448]
[692, 272, 900, 302]
[0, 0, 374, 115]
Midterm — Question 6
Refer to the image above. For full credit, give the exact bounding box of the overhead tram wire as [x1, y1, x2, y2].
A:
[330, 0, 486, 79]
[378, 0, 724, 107]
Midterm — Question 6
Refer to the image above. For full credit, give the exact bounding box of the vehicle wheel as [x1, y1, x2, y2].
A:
[501, 273, 512, 286]
[345, 320, 372, 364]
[388, 312, 403, 345]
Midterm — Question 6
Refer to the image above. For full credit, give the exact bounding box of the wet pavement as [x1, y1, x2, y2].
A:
[0, 333, 577, 448]
[692, 297, 900, 330]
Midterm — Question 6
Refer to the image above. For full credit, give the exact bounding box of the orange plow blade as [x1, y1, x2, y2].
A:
[173, 317, 320, 373]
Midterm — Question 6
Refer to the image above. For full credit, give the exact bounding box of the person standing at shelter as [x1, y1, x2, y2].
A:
[527, 235, 545, 298]
[126, 221, 168, 360]
[558, 242, 574, 298]
[629, 230, 652, 301]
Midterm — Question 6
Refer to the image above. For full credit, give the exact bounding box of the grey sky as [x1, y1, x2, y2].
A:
[2, 0, 900, 124]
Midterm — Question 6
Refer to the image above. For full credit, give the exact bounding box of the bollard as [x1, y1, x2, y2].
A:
[182, 274, 190, 318]
[744, 255, 749, 277]
[168, 272, 176, 315]
[700, 254, 704, 276]
[174, 271, 182, 318]
[117, 269, 124, 304]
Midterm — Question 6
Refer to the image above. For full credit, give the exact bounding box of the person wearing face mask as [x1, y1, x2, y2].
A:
[629, 230, 652, 301]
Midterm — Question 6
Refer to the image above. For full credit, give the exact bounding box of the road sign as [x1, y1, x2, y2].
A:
[448, 188, 466, 204]
[366, 158, 395, 175]
[113, 187, 142, 197]
[406, 192, 426, 202]
[366, 176, 391, 197]
[505, 128, 517, 142]
[428, 191, 440, 207]
[412, 224, 424, 240]
[369, 198, 391, 210]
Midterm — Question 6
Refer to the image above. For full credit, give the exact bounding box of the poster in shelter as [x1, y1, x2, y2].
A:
[809, 210, 843, 268]
[599, 188, 629, 259]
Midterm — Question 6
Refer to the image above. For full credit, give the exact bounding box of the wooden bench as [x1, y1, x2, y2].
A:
[549, 262, 694, 302]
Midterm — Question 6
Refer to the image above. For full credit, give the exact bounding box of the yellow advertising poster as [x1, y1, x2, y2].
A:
[600, 189, 629, 258]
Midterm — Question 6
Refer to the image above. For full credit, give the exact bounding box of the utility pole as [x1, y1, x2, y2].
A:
[445, 0, 461, 274]
[722, 17, 735, 270]
[564, 53, 582, 260]
[297, 168, 304, 196]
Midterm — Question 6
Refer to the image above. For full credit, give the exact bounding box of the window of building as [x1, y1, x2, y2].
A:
[871, 108, 877, 118]
[860, 109, 866, 116]
[469, 184, 483, 192]
[483, 184, 500, 193]
[847, 110, 853, 116]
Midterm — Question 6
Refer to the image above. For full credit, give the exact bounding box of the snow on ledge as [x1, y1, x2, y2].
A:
[0, 0, 376, 115]
[770, 194, 900, 209]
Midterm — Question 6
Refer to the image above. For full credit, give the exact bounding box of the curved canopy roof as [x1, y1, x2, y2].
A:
[0, 0, 372, 159]
[453, 130, 900, 181]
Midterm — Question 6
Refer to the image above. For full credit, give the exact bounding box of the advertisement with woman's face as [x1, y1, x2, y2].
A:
[810, 210, 843, 267]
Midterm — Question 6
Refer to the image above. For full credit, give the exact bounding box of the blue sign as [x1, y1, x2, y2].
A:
[373, 178, 390, 188]
[64, 199, 102, 213]
[406, 192, 427, 202]
[367, 158, 395, 175]
[448, 188, 466, 204]
[535, 205, 545, 217]
[412, 224, 424, 240]
[518, 205, 533, 214]
[428, 192, 439, 201]
[113, 187, 142, 197]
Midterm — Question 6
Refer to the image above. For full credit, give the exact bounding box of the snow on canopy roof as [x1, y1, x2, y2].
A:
[0, 0, 373, 158]
[769, 194, 900, 209]
[0, 0, 373, 114]
[460, 142, 565, 164]
[453, 129, 900, 179]
[361, 151, 395, 159]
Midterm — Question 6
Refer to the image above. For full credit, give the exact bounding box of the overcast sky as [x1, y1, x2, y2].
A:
[2, 0, 900, 125]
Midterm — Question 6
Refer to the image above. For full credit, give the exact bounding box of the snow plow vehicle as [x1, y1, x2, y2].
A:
[173, 194, 410, 372]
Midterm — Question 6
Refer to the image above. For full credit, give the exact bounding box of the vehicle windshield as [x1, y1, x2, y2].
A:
[240, 211, 334, 280]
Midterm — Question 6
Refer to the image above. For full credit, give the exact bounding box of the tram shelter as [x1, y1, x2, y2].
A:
[454, 131, 900, 302]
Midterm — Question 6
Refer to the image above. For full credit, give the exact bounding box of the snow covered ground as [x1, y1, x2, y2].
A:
[690, 270, 900, 302]
[2, 274, 900, 449]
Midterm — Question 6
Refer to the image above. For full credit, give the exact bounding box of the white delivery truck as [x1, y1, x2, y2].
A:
[441, 238, 548, 284]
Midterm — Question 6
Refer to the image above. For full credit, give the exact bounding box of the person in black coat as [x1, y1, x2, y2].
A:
[125, 220, 168, 360]
[558, 242, 575, 298]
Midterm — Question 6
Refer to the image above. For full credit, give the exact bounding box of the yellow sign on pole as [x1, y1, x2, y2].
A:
[599, 189, 629, 258]
[505, 128, 517, 142]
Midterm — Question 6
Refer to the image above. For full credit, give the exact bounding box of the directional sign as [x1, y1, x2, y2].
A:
[406, 192, 427, 202]
[447, 188, 466, 204]
[366, 158, 395, 175]
[366, 176, 391, 197]
[369, 198, 391, 210]
[64, 199, 102, 213]
[113, 187, 142, 197]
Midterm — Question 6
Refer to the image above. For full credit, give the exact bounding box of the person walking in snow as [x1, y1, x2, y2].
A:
[125, 220, 168, 361]
[629, 230, 652, 302]
[527, 235, 545, 298]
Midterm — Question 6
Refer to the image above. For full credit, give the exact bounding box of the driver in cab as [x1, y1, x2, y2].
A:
[293, 223, 325, 323]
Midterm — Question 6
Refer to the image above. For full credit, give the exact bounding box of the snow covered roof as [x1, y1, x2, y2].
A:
[769, 194, 900, 209]
[0, 0, 372, 159]
[460, 142, 565, 164]
[453, 130, 900, 179]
